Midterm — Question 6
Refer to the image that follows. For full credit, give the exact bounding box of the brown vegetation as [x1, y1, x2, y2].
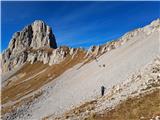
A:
[93, 89, 160, 120]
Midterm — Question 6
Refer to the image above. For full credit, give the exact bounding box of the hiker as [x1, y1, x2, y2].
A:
[101, 86, 105, 96]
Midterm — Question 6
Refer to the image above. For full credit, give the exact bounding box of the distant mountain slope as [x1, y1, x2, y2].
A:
[1, 18, 160, 120]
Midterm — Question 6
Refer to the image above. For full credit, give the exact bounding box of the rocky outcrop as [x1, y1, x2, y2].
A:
[26, 46, 72, 66]
[1, 20, 64, 73]
[2, 46, 77, 73]
[8, 20, 57, 53]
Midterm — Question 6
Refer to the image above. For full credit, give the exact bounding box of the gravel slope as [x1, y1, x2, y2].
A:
[25, 29, 160, 119]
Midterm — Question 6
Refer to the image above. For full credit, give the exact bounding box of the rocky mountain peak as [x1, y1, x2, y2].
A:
[2, 20, 59, 72]
[8, 20, 57, 55]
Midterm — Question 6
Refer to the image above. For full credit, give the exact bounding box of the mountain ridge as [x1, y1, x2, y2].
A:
[2, 18, 160, 73]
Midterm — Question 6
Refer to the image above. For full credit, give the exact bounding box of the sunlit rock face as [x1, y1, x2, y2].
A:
[1, 20, 58, 72]
[30, 20, 57, 49]
[8, 20, 57, 54]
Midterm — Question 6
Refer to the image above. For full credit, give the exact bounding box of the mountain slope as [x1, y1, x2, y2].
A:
[1, 19, 160, 120]
[50, 57, 160, 120]
[26, 20, 159, 120]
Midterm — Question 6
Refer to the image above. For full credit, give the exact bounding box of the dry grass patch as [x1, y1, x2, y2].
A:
[65, 100, 97, 118]
[93, 89, 160, 120]
[2, 62, 48, 104]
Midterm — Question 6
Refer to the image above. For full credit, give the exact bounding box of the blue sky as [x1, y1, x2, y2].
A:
[1, 1, 160, 51]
